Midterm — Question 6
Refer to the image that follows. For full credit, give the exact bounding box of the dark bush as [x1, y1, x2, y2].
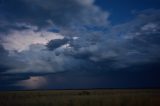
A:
[78, 91, 90, 95]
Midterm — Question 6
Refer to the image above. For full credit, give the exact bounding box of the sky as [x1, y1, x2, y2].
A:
[0, 0, 160, 90]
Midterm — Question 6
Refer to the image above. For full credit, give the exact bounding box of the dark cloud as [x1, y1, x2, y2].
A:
[0, 45, 8, 56]
[0, 9, 160, 74]
[0, 0, 160, 90]
[47, 38, 69, 51]
[0, 45, 11, 73]
[33, 62, 160, 89]
[0, 0, 109, 32]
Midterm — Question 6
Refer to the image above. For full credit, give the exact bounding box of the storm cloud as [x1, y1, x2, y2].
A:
[0, 0, 109, 32]
[0, 4, 160, 74]
[0, 0, 160, 89]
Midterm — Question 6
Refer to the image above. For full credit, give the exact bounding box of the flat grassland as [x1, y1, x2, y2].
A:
[0, 89, 160, 106]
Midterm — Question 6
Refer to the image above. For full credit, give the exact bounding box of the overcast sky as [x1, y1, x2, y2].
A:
[0, 0, 160, 90]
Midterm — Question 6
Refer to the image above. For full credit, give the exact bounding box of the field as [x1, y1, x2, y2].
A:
[0, 89, 160, 106]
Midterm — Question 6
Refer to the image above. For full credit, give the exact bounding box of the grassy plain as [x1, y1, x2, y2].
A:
[0, 89, 160, 106]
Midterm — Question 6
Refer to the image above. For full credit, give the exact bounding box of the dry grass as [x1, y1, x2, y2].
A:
[0, 89, 160, 106]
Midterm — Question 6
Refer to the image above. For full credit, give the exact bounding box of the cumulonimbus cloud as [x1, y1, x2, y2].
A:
[0, 0, 160, 75]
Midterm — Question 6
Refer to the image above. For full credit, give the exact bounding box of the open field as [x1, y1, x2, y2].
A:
[0, 89, 160, 106]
